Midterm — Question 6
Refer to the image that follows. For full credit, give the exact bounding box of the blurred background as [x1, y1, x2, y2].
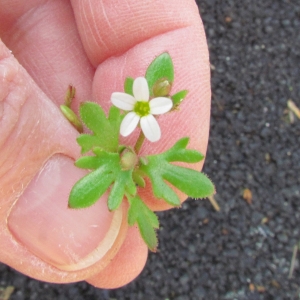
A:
[0, 0, 300, 299]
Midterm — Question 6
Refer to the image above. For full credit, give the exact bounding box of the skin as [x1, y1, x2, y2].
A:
[0, 0, 210, 289]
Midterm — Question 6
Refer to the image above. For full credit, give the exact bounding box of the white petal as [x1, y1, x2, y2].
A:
[133, 77, 149, 101]
[111, 92, 136, 110]
[120, 112, 140, 137]
[140, 115, 161, 142]
[149, 97, 173, 115]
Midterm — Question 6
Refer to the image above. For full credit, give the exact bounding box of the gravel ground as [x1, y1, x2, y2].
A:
[1, 0, 300, 299]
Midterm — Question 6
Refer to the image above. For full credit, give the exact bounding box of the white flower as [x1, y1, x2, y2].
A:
[111, 77, 173, 142]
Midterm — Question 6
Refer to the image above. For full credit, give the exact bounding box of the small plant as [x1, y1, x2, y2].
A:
[61, 53, 214, 251]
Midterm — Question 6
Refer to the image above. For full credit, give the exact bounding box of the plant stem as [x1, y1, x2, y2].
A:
[288, 244, 298, 279]
[134, 131, 145, 154]
[208, 195, 220, 212]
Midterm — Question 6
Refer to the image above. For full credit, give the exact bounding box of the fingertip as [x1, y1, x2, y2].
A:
[71, 0, 200, 65]
[87, 225, 148, 289]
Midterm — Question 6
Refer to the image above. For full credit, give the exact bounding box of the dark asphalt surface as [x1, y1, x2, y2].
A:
[1, 1, 300, 299]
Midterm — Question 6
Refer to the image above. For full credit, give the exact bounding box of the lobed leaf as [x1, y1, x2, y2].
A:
[108, 106, 123, 135]
[77, 102, 123, 153]
[139, 138, 215, 205]
[69, 165, 115, 208]
[137, 218, 158, 252]
[80, 102, 107, 135]
[69, 150, 137, 211]
[75, 156, 105, 169]
[128, 196, 159, 251]
[108, 169, 136, 211]
[126, 176, 137, 195]
[163, 166, 214, 198]
[77, 135, 101, 154]
[163, 138, 204, 163]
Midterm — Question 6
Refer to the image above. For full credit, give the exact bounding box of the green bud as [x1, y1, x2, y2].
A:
[64, 85, 76, 107]
[120, 150, 138, 171]
[152, 78, 172, 97]
[60, 105, 83, 133]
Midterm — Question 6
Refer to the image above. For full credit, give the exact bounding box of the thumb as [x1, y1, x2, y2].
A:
[0, 40, 127, 282]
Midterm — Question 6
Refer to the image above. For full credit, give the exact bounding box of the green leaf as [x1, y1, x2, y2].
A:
[128, 196, 159, 251]
[108, 169, 136, 211]
[126, 176, 137, 195]
[163, 166, 213, 198]
[164, 137, 204, 163]
[77, 102, 123, 153]
[92, 147, 105, 156]
[132, 169, 146, 188]
[124, 77, 134, 96]
[77, 135, 101, 154]
[69, 150, 136, 211]
[139, 138, 214, 205]
[171, 90, 188, 107]
[108, 106, 122, 130]
[75, 156, 105, 169]
[137, 217, 158, 252]
[69, 166, 115, 208]
[145, 52, 174, 96]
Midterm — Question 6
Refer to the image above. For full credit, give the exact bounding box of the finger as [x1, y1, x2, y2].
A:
[87, 226, 148, 289]
[71, 0, 211, 210]
[70, 0, 200, 66]
[0, 0, 94, 107]
[0, 41, 135, 283]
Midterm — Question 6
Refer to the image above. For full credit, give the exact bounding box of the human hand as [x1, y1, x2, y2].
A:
[0, 0, 211, 288]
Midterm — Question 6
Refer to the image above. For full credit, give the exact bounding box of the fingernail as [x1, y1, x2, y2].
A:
[8, 155, 123, 271]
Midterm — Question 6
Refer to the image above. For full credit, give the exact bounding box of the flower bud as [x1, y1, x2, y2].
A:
[60, 105, 83, 133]
[64, 85, 76, 107]
[120, 149, 138, 170]
[152, 78, 172, 97]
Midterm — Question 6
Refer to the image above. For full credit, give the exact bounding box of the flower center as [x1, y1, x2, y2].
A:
[133, 101, 150, 117]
